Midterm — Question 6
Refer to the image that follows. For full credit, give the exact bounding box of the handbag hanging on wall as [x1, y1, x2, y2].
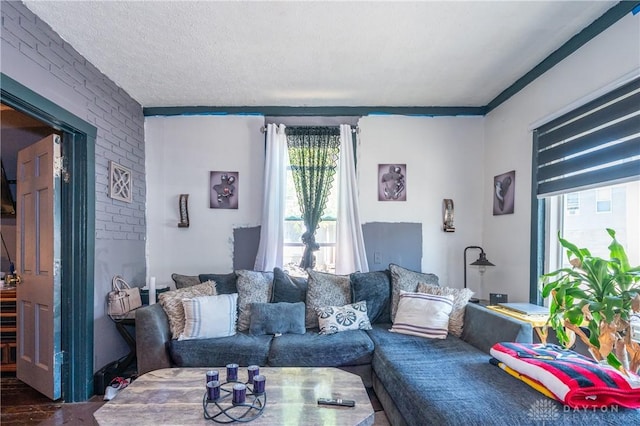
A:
[107, 275, 142, 319]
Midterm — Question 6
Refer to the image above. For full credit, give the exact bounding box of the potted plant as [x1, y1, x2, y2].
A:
[540, 229, 640, 374]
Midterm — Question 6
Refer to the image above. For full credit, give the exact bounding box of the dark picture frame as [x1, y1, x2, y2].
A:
[493, 170, 515, 215]
[210, 171, 239, 209]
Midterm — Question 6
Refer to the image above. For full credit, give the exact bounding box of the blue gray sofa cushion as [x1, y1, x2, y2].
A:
[268, 329, 374, 367]
[350, 270, 391, 324]
[249, 302, 306, 335]
[271, 267, 308, 303]
[198, 272, 237, 294]
[368, 324, 551, 425]
[169, 332, 272, 367]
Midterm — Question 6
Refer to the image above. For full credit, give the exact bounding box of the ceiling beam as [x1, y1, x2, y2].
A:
[485, 1, 640, 114]
[143, 106, 487, 117]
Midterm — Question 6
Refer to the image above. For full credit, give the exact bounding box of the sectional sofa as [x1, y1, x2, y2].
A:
[135, 267, 640, 425]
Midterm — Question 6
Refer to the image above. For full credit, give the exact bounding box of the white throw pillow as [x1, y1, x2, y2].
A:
[390, 291, 454, 339]
[316, 301, 372, 335]
[179, 293, 238, 340]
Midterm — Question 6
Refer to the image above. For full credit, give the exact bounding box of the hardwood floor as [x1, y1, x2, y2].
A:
[0, 374, 104, 425]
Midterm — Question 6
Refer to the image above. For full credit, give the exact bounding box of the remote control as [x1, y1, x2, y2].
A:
[317, 398, 355, 407]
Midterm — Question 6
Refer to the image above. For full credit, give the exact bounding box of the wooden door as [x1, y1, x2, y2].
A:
[15, 134, 61, 400]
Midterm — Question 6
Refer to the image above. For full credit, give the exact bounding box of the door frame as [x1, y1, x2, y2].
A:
[1, 73, 96, 402]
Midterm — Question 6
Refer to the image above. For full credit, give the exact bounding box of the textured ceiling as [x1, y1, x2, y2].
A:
[23, 1, 617, 108]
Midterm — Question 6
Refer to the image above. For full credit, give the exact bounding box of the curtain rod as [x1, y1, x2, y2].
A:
[260, 125, 360, 134]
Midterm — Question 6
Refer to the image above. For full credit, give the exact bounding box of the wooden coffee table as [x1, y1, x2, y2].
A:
[93, 367, 374, 425]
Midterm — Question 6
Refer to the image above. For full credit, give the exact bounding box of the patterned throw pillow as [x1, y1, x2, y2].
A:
[417, 283, 474, 337]
[305, 270, 351, 329]
[390, 291, 454, 339]
[180, 293, 238, 340]
[159, 281, 217, 339]
[235, 270, 274, 332]
[171, 273, 201, 289]
[389, 264, 439, 323]
[316, 301, 372, 335]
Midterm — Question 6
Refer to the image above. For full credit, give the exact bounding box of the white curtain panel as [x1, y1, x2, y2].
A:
[254, 123, 287, 271]
[335, 124, 369, 274]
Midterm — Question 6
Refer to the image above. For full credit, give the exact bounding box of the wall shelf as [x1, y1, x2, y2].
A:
[1, 288, 17, 372]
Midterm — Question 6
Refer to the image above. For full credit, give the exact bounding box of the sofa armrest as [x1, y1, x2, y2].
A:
[135, 304, 172, 375]
[461, 303, 533, 354]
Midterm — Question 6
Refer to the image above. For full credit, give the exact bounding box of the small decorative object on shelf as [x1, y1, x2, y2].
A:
[203, 365, 267, 423]
[178, 194, 190, 228]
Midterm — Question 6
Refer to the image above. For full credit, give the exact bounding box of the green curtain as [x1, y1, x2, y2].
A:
[286, 127, 340, 269]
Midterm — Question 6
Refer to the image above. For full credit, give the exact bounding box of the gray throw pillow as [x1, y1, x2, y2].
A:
[272, 267, 308, 303]
[249, 302, 306, 335]
[235, 270, 274, 331]
[305, 270, 351, 329]
[418, 283, 473, 337]
[199, 272, 237, 295]
[350, 270, 391, 324]
[389, 264, 439, 323]
[171, 273, 201, 289]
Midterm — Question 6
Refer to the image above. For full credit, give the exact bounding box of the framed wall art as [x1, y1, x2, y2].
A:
[493, 170, 515, 215]
[210, 171, 239, 209]
[378, 164, 406, 201]
[109, 161, 132, 203]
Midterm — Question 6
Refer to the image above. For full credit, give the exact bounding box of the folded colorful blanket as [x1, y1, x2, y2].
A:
[490, 342, 640, 409]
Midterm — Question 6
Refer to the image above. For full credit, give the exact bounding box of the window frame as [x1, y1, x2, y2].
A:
[530, 76, 640, 304]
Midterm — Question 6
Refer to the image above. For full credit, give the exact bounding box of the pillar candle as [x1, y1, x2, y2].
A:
[149, 276, 156, 305]
[206, 380, 220, 401]
[206, 370, 219, 384]
[226, 363, 239, 381]
[252, 375, 265, 394]
[232, 383, 246, 405]
[247, 365, 259, 384]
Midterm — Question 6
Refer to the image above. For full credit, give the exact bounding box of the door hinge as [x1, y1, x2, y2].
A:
[53, 135, 70, 183]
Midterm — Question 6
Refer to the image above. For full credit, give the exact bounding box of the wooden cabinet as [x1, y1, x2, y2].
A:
[1, 288, 17, 372]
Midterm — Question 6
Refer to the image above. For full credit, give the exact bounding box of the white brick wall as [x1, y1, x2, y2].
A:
[1, 1, 146, 242]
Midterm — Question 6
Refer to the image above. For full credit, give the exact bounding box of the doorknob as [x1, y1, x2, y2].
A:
[6, 274, 21, 286]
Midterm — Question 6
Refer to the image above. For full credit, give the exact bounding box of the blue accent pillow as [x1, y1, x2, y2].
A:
[249, 302, 306, 335]
[271, 267, 308, 303]
[199, 272, 237, 295]
[350, 270, 391, 324]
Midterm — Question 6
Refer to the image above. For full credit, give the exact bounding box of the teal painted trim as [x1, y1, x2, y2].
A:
[1, 75, 96, 402]
[486, 2, 640, 113]
[0, 73, 97, 138]
[530, 130, 544, 305]
[143, 106, 486, 117]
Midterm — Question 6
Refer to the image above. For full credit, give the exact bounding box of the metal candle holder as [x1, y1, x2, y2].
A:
[202, 379, 266, 423]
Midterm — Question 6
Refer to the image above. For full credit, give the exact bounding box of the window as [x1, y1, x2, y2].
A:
[595, 188, 612, 213]
[282, 141, 340, 274]
[565, 193, 580, 215]
[547, 181, 639, 272]
[531, 77, 640, 303]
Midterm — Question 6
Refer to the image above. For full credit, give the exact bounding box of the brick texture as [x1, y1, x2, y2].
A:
[1, 2, 146, 241]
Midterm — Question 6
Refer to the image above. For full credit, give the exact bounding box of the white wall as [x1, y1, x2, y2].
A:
[357, 115, 486, 291]
[483, 13, 640, 302]
[145, 114, 486, 294]
[145, 115, 265, 288]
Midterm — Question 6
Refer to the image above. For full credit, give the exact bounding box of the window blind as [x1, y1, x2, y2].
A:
[533, 77, 640, 196]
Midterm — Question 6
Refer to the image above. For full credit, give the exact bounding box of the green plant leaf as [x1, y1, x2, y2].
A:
[606, 352, 623, 371]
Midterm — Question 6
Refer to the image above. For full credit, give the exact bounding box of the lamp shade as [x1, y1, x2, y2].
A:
[470, 252, 495, 267]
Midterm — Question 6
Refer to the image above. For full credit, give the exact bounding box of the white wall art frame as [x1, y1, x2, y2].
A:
[109, 161, 133, 203]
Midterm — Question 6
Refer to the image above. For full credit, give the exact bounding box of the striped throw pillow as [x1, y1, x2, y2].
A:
[390, 291, 454, 339]
[179, 293, 238, 340]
